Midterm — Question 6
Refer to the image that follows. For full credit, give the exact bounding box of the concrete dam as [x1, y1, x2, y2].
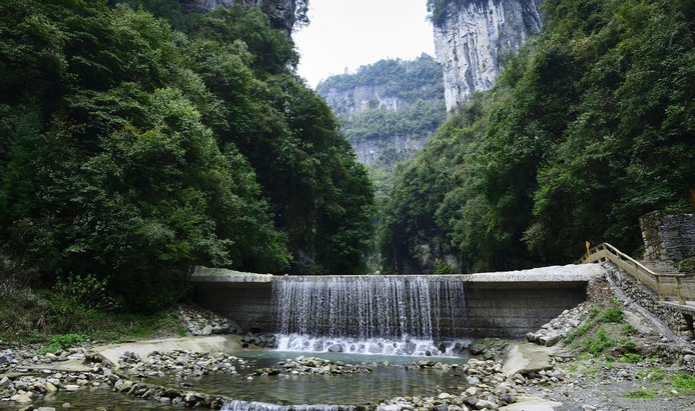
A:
[191, 264, 604, 349]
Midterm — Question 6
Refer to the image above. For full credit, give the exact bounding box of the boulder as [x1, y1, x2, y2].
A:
[327, 344, 344, 353]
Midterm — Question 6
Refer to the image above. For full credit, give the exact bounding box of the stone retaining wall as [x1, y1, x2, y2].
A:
[606, 264, 695, 337]
[193, 283, 275, 333]
[466, 283, 587, 338]
[640, 211, 695, 261]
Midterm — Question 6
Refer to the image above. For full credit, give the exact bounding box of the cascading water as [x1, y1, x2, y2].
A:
[272, 276, 468, 356]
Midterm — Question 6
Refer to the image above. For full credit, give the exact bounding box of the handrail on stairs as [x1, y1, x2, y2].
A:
[577, 242, 694, 305]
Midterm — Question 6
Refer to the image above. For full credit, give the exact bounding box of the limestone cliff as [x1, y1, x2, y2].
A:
[321, 84, 406, 120]
[316, 56, 445, 171]
[179, 0, 302, 33]
[433, 0, 544, 111]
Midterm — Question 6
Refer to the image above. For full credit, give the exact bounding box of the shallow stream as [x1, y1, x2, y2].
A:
[0, 349, 469, 410]
[147, 350, 469, 405]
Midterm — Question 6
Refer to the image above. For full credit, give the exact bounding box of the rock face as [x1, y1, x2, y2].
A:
[320, 84, 437, 165]
[321, 84, 406, 120]
[316, 56, 445, 167]
[433, 0, 544, 111]
[179, 0, 299, 33]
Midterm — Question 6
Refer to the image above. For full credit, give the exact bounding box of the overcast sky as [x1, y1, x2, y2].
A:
[293, 0, 435, 88]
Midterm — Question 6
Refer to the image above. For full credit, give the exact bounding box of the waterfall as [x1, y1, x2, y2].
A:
[272, 276, 467, 356]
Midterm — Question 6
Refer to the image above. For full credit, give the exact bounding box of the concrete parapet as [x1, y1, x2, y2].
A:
[192, 266, 274, 283]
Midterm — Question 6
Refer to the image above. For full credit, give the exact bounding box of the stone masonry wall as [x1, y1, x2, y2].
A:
[640, 211, 695, 261]
[606, 264, 694, 337]
[193, 283, 274, 333]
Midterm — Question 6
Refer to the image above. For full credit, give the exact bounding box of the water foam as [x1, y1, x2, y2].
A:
[271, 275, 468, 356]
[275, 333, 470, 357]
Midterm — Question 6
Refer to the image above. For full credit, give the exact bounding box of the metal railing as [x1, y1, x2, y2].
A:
[577, 242, 695, 305]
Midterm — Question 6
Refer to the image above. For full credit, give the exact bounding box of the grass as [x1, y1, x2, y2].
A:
[564, 301, 626, 347]
[671, 373, 695, 393]
[637, 367, 666, 382]
[623, 389, 657, 399]
[622, 324, 638, 336]
[37, 334, 87, 355]
[620, 353, 643, 363]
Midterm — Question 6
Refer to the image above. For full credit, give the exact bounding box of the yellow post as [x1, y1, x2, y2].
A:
[586, 241, 592, 263]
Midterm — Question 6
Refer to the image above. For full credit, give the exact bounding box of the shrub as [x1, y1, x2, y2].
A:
[584, 328, 615, 356]
[621, 324, 638, 336]
[37, 333, 87, 355]
[43, 273, 119, 333]
[597, 299, 623, 323]
[620, 353, 643, 363]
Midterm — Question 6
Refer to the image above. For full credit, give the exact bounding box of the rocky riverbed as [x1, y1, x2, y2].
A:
[3, 276, 695, 411]
[1, 336, 695, 411]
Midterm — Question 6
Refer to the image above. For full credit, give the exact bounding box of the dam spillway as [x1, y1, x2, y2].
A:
[273, 275, 467, 339]
[191, 264, 605, 340]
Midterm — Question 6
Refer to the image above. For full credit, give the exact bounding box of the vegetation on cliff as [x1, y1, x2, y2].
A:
[317, 55, 446, 199]
[0, 0, 374, 316]
[382, 0, 695, 273]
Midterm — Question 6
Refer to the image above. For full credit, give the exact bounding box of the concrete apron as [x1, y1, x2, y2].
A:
[94, 335, 244, 368]
[500, 342, 563, 411]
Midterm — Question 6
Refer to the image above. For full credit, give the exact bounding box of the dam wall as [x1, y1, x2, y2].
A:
[192, 264, 604, 339]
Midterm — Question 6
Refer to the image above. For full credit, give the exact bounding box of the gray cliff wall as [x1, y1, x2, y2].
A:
[434, 0, 544, 111]
[180, 0, 298, 33]
[352, 133, 432, 164]
[320, 86, 434, 165]
[321, 85, 406, 120]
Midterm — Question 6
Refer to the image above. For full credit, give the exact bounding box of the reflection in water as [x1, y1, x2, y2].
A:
[153, 358, 467, 405]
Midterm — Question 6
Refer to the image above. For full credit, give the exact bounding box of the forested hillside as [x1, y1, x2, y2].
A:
[0, 0, 374, 312]
[317, 56, 445, 198]
[381, 0, 695, 274]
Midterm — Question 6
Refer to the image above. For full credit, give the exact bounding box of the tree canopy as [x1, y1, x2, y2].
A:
[0, 0, 374, 310]
[382, 0, 695, 274]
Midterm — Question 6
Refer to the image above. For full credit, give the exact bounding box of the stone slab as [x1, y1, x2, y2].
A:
[499, 396, 563, 411]
[23, 360, 92, 373]
[502, 342, 555, 376]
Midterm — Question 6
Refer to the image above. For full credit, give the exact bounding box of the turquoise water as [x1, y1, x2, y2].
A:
[147, 350, 469, 406]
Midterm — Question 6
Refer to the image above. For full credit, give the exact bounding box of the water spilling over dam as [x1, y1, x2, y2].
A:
[271, 276, 468, 355]
[273, 276, 467, 339]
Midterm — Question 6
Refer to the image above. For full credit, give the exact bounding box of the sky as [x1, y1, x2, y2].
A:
[293, 0, 436, 88]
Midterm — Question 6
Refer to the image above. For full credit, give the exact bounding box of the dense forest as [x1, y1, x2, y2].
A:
[382, 0, 695, 274]
[317, 55, 446, 199]
[0, 0, 375, 313]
